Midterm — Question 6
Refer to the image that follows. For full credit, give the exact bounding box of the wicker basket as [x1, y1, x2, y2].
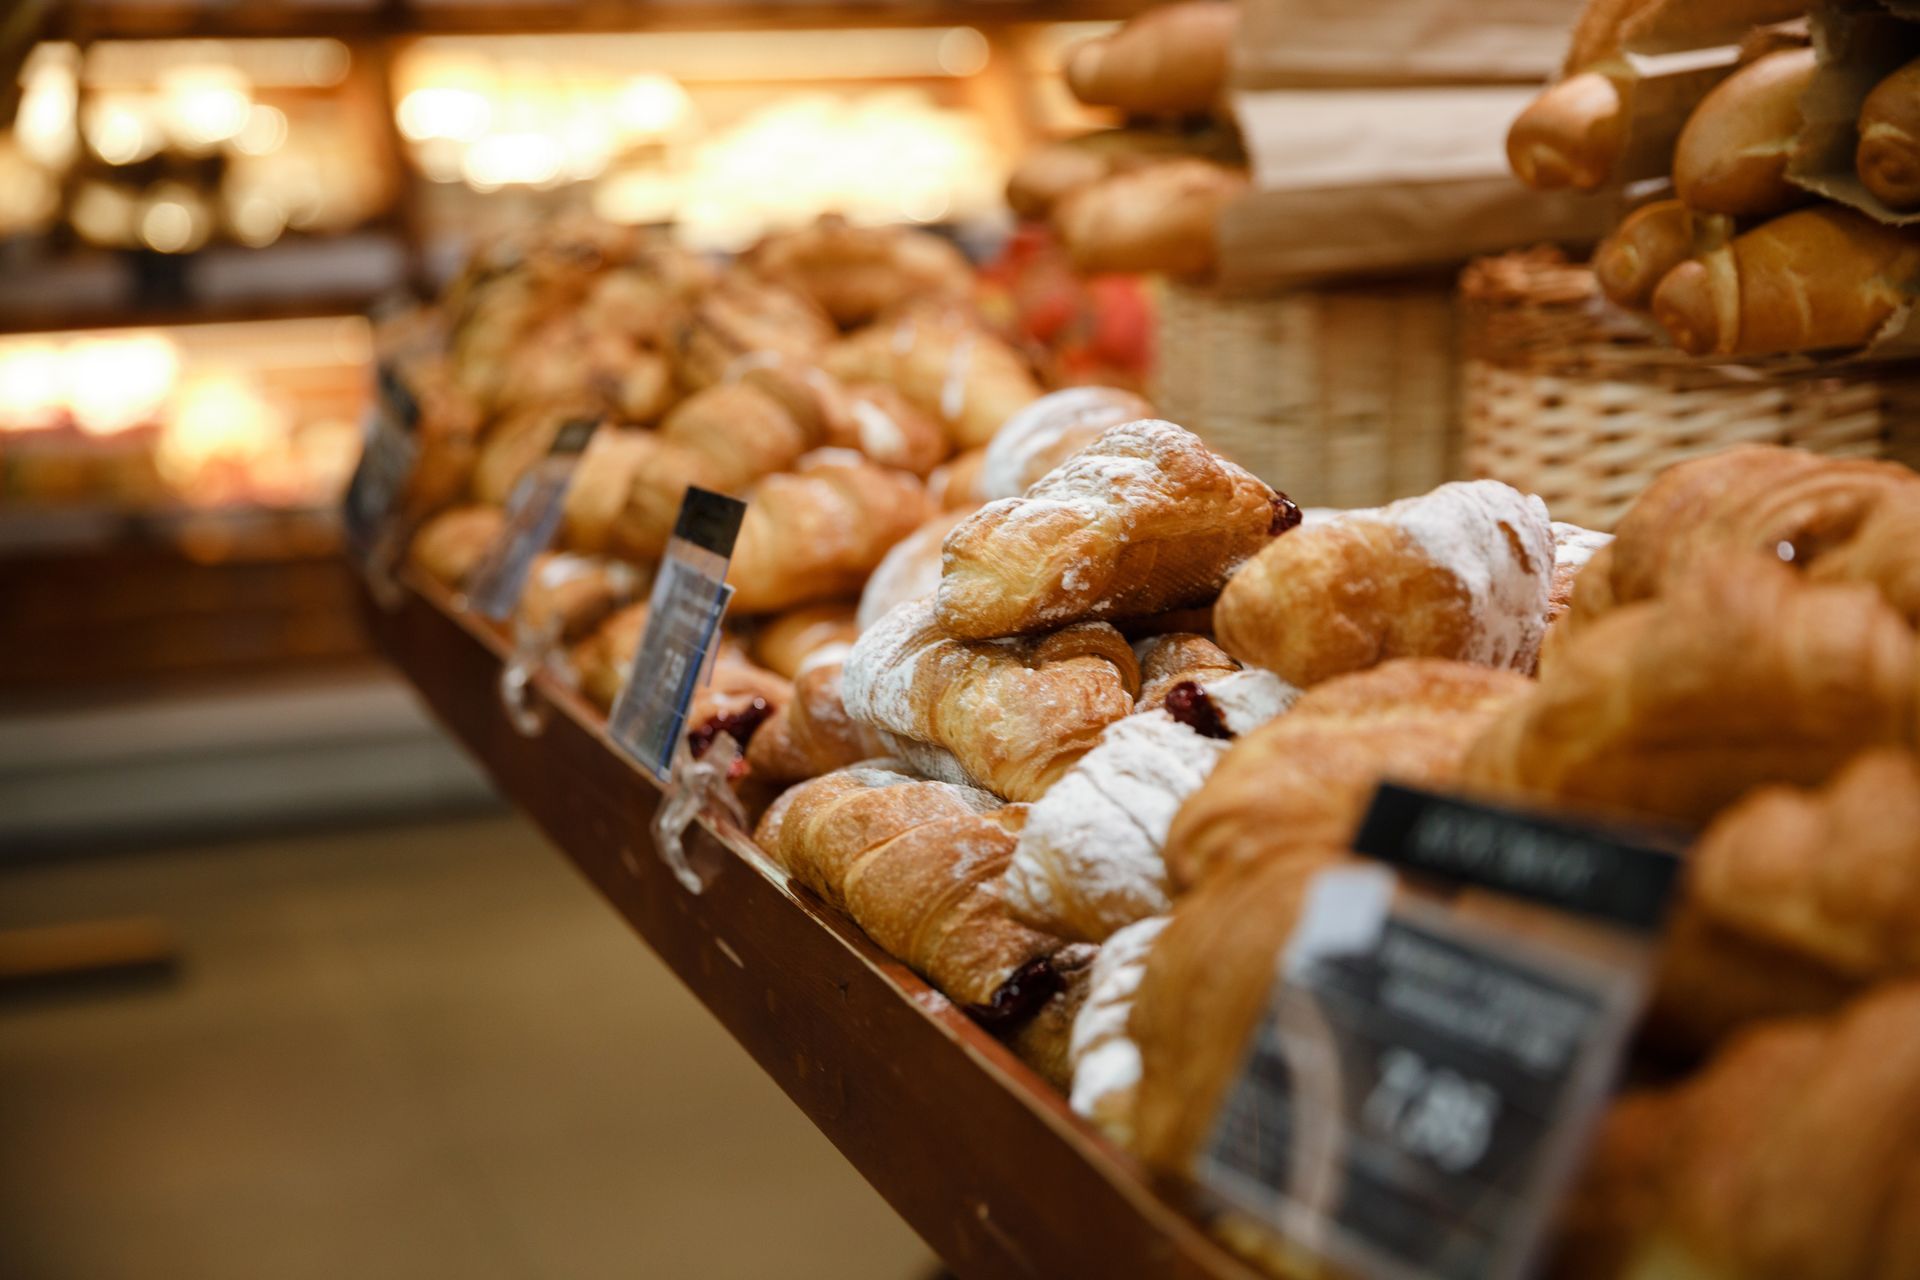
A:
[1153, 278, 1459, 509]
[1461, 249, 1920, 530]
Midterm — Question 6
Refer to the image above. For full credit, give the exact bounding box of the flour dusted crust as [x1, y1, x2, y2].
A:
[1548, 520, 1612, 629]
[977, 386, 1155, 500]
[842, 598, 1141, 802]
[1215, 479, 1554, 687]
[1068, 915, 1168, 1146]
[937, 419, 1282, 640]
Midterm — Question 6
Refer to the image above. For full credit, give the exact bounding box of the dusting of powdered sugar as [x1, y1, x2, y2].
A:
[940, 329, 976, 424]
[977, 387, 1152, 500]
[1551, 521, 1611, 573]
[719, 349, 783, 383]
[1068, 914, 1169, 1140]
[1349, 480, 1553, 671]
[795, 640, 854, 676]
[793, 446, 868, 472]
[1004, 711, 1228, 942]
[1199, 668, 1300, 736]
[850, 397, 907, 462]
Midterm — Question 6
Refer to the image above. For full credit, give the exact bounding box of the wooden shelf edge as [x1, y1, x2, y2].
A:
[360, 574, 1261, 1280]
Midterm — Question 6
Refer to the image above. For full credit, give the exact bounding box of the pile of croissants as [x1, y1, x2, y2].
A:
[1509, 0, 1920, 359]
[1006, 0, 1249, 278]
[397, 216, 1920, 1279]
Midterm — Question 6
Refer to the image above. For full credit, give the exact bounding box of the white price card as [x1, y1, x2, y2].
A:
[466, 416, 600, 621]
[607, 487, 746, 783]
[1197, 785, 1681, 1280]
[342, 362, 421, 569]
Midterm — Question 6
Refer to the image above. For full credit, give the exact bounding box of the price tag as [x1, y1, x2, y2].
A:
[607, 488, 746, 783]
[1197, 788, 1680, 1280]
[342, 362, 422, 568]
[466, 416, 600, 621]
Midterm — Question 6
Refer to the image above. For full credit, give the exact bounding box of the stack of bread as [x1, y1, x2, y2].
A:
[1007, 1, 1249, 278]
[1509, 0, 1920, 358]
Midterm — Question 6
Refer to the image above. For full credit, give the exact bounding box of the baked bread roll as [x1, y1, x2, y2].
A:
[1593, 199, 1711, 310]
[1464, 554, 1917, 825]
[743, 649, 886, 785]
[842, 599, 1141, 802]
[560, 427, 651, 556]
[751, 603, 860, 679]
[1548, 521, 1612, 633]
[516, 553, 646, 645]
[572, 600, 650, 710]
[470, 401, 598, 506]
[976, 386, 1155, 500]
[1063, 1, 1238, 115]
[1067, 914, 1168, 1145]
[1672, 47, 1816, 217]
[1507, 71, 1628, 192]
[928, 447, 987, 509]
[672, 273, 836, 392]
[822, 310, 1041, 451]
[1214, 480, 1554, 687]
[746, 216, 972, 328]
[854, 507, 976, 632]
[1053, 159, 1248, 278]
[398, 358, 483, 522]
[1005, 942, 1101, 1093]
[407, 505, 505, 588]
[1006, 127, 1244, 221]
[1560, 0, 1809, 72]
[1858, 56, 1920, 211]
[1652, 206, 1920, 356]
[754, 764, 1067, 1014]
[937, 420, 1286, 641]
[1131, 847, 1346, 1178]
[1564, 981, 1920, 1280]
[837, 381, 951, 478]
[1132, 632, 1239, 711]
[658, 379, 820, 488]
[727, 452, 934, 614]
[1164, 658, 1532, 890]
[1564, 444, 1920, 636]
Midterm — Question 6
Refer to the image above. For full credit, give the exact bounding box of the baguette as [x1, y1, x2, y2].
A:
[1858, 56, 1920, 211]
[1673, 47, 1816, 218]
[1063, 1, 1238, 115]
[1053, 159, 1247, 278]
[1507, 72, 1628, 192]
[1592, 200, 1725, 310]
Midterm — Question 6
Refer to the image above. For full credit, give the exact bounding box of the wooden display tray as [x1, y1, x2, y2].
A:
[363, 574, 1260, 1280]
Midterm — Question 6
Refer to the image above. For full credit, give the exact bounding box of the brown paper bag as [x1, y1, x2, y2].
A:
[1235, 0, 1588, 88]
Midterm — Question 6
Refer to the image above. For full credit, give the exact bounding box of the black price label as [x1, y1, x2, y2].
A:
[467, 417, 602, 621]
[342, 363, 423, 565]
[1353, 784, 1682, 934]
[1198, 867, 1641, 1280]
[607, 488, 746, 782]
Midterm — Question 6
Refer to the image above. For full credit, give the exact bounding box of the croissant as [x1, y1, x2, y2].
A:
[976, 385, 1155, 501]
[746, 216, 973, 328]
[1463, 554, 1917, 825]
[1005, 942, 1101, 1092]
[1132, 633, 1241, 711]
[470, 401, 598, 506]
[1564, 981, 1920, 1280]
[744, 652, 886, 785]
[571, 602, 752, 714]
[1652, 206, 1920, 357]
[754, 764, 1067, 1014]
[726, 453, 934, 614]
[750, 603, 860, 679]
[1858, 56, 1920, 211]
[1164, 658, 1533, 891]
[657, 380, 820, 489]
[1564, 445, 1920, 636]
[1067, 915, 1168, 1146]
[842, 599, 1141, 802]
[407, 504, 505, 588]
[1063, 1, 1237, 115]
[516, 553, 647, 645]
[672, 273, 836, 392]
[396, 357, 484, 522]
[938, 420, 1285, 640]
[1214, 480, 1554, 687]
[855, 507, 977, 632]
[560, 427, 652, 556]
[821, 309, 1042, 450]
[928, 447, 987, 509]
[605, 435, 725, 564]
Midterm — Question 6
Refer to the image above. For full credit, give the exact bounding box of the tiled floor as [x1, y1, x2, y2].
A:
[0, 813, 934, 1280]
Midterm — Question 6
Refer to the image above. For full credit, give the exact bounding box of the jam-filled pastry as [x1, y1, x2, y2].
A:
[1463, 553, 1917, 825]
[855, 507, 978, 632]
[1067, 915, 1167, 1146]
[672, 272, 835, 392]
[937, 419, 1289, 640]
[516, 553, 647, 646]
[1006, 657, 1297, 943]
[821, 307, 1042, 450]
[1165, 658, 1532, 891]
[745, 648, 889, 785]
[1214, 479, 1554, 687]
[751, 603, 860, 679]
[976, 385, 1155, 500]
[754, 764, 1070, 1020]
[726, 452, 934, 614]
[1006, 942, 1101, 1093]
[1560, 981, 1920, 1280]
[1565, 443, 1920, 636]
[842, 599, 1141, 803]
[407, 504, 505, 588]
[1132, 633, 1240, 711]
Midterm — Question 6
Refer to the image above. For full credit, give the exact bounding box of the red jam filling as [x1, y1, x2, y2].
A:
[1164, 680, 1232, 740]
[687, 697, 773, 763]
[1270, 493, 1304, 536]
[966, 956, 1063, 1031]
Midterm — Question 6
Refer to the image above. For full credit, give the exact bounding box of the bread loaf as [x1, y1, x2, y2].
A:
[1052, 160, 1247, 279]
[1673, 47, 1815, 218]
[1507, 72, 1629, 192]
[1063, 1, 1238, 115]
[1858, 56, 1920, 211]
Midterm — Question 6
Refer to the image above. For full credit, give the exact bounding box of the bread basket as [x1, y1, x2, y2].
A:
[1153, 277, 1459, 508]
[1460, 248, 1920, 530]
